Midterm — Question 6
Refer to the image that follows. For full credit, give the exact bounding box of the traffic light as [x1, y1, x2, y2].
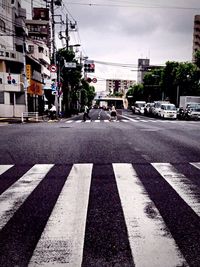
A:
[84, 63, 95, 73]
[87, 77, 92, 83]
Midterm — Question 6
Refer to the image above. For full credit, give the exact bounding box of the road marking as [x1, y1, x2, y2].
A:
[152, 163, 200, 217]
[94, 119, 100, 122]
[29, 164, 93, 267]
[190, 162, 200, 170]
[0, 164, 13, 175]
[113, 163, 187, 267]
[0, 164, 53, 231]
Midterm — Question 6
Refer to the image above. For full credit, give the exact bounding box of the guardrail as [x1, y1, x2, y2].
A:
[21, 112, 39, 123]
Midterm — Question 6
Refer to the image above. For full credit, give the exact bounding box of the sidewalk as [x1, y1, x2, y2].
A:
[0, 117, 22, 124]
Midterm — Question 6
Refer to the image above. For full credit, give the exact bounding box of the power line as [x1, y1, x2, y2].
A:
[65, 2, 200, 10]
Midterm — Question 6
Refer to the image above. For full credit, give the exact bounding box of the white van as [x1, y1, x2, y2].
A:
[160, 103, 177, 119]
[132, 101, 146, 114]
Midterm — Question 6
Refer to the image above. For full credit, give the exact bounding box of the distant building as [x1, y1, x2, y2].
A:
[106, 79, 136, 95]
[192, 15, 200, 61]
[137, 58, 164, 84]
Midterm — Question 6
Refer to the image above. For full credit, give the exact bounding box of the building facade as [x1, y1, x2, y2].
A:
[192, 15, 200, 61]
[0, 2, 52, 117]
[0, 0, 27, 117]
[106, 79, 136, 96]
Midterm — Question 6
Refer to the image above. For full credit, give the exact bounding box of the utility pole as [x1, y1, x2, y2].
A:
[51, 0, 56, 64]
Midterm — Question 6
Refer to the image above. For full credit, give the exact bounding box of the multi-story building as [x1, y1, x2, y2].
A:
[137, 58, 150, 84]
[106, 79, 136, 96]
[0, 2, 52, 117]
[0, 0, 27, 117]
[192, 15, 200, 61]
[25, 7, 51, 113]
[137, 58, 164, 84]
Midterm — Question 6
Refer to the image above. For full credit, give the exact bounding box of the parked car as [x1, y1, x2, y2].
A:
[144, 102, 155, 116]
[131, 101, 146, 114]
[184, 103, 200, 120]
[160, 103, 177, 119]
[152, 101, 170, 117]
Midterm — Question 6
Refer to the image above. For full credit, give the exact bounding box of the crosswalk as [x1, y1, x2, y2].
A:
[0, 162, 200, 266]
[64, 117, 200, 124]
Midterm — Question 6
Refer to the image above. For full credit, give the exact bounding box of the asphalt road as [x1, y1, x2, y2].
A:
[0, 109, 200, 266]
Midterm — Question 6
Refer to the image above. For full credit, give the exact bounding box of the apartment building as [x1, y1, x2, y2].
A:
[25, 7, 51, 113]
[0, 2, 52, 117]
[106, 79, 135, 96]
[0, 0, 27, 117]
[192, 15, 200, 61]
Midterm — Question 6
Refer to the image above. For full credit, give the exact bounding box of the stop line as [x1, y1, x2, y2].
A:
[0, 162, 200, 266]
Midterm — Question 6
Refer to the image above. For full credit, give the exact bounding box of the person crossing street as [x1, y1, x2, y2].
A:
[83, 105, 91, 121]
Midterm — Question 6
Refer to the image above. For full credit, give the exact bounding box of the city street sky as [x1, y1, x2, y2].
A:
[24, 0, 200, 91]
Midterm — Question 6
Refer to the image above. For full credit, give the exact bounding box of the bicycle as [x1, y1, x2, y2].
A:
[42, 111, 61, 122]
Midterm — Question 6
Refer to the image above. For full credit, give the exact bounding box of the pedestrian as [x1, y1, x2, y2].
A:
[83, 105, 91, 121]
[110, 105, 117, 121]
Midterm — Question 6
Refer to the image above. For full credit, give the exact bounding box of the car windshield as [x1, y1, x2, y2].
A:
[136, 103, 145, 107]
[165, 105, 176, 110]
[188, 104, 200, 111]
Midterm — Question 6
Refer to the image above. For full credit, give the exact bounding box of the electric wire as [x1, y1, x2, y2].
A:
[65, 1, 200, 10]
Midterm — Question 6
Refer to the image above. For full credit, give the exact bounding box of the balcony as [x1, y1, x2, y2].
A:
[38, 52, 50, 65]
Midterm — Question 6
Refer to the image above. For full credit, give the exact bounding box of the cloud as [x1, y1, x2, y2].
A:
[61, 1, 200, 89]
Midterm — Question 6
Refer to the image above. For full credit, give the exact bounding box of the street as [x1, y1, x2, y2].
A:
[0, 109, 200, 266]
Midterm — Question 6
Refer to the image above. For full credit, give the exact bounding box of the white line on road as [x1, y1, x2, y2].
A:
[0, 164, 53, 231]
[190, 162, 200, 170]
[29, 164, 93, 267]
[0, 164, 13, 175]
[152, 163, 200, 217]
[113, 163, 187, 267]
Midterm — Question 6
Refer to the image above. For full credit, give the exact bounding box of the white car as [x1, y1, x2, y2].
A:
[132, 101, 146, 114]
[160, 103, 177, 119]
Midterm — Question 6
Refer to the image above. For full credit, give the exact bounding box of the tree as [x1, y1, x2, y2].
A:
[143, 68, 163, 101]
[57, 48, 82, 116]
[160, 61, 179, 103]
[126, 84, 144, 104]
[194, 50, 200, 68]
[175, 62, 200, 98]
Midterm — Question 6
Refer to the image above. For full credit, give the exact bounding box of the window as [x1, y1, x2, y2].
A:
[0, 92, 4, 104]
[16, 93, 25, 105]
[28, 45, 34, 53]
[0, 19, 5, 32]
[38, 47, 43, 53]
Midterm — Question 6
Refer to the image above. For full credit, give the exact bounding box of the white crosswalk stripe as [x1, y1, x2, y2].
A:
[0, 164, 13, 175]
[29, 164, 93, 267]
[0, 162, 200, 266]
[0, 164, 53, 231]
[64, 117, 200, 124]
[113, 163, 187, 267]
[152, 163, 200, 217]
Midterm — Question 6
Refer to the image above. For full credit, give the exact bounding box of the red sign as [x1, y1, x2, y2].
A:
[92, 78, 97, 83]
[50, 64, 57, 72]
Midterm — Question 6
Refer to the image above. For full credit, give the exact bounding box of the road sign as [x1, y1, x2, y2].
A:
[50, 64, 57, 72]
[64, 61, 76, 68]
[92, 78, 97, 83]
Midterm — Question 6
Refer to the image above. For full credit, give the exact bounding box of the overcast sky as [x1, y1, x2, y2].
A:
[24, 0, 200, 91]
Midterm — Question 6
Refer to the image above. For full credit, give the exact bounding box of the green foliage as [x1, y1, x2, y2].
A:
[57, 48, 95, 115]
[126, 84, 144, 104]
[126, 60, 200, 106]
[194, 50, 200, 68]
